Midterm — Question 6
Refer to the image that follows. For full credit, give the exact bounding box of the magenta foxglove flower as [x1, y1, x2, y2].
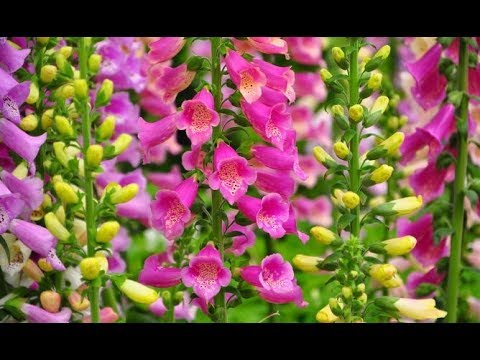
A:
[151, 177, 198, 240]
[291, 105, 314, 140]
[225, 50, 267, 103]
[139, 252, 182, 288]
[181, 244, 232, 302]
[397, 214, 449, 268]
[406, 268, 445, 298]
[177, 88, 220, 146]
[0, 193, 25, 233]
[405, 43, 447, 110]
[293, 196, 332, 227]
[140, 88, 176, 117]
[138, 115, 177, 164]
[182, 145, 211, 174]
[409, 158, 453, 203]
[223, 213, 255, 256]
[0, 119, 46, 172]
[151, 63, 195, 104]
[254, 167, 295, 199]
[247, 37, 289, 57]
[83, 307, 119, 323]
[252, 59, 295, 103]
[107, 252, 126, 273]
[147, 165, 183, 190]
[101, 92, 140, 135]
[283, 205, 309, 244]
[237, 193, 289, 238]
[0, 170, 43, 212]
[208, 142, 256, 205]
[400, 104, 456, 164]
[0, 143, 15, 172]
[285, 37, 323, 65]
[0, 37, 30, 73]
[294, 72, 326, 101]
[241, 100, 293, 150]
[149, 298, 167, 317]
[0, 73, 30, 125]
[297, 154, 325, 189]
[22, 303, 71, 323]
[9, 219, 65, 271]
[148, 37, 185, 64]
[240, 253, 306, 307]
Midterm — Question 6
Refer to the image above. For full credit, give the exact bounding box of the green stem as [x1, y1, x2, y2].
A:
[103, 286, 119, 315]
[79, 37, 99, 323]
[210, 37, 227, 323]
[349, 38, 361, 238]
[446, 37, 469, 323]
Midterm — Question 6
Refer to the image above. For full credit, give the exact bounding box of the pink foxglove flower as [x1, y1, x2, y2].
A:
[240, 253, 306, 307]
[293, 72, 326, 101]
[252, 59, 295, 103]
[151, 63, 195, 104]
[101, 92, 140, 135]
[0, 170, 43, 212]
[0, 37, 30, 73]
[237, 193, 289, 238]
[151, 177, 198, 240]
[148, 37, 185, 64]
[406, 268, 445, 298]
[225, 50, 266, 103]
[293, 196, 332, 227]
[0, 74, 30, 125]
[83, 307, 119, 323]
[208, 142, 256, 205]
[285, 37, 323, 65]
[247, 37, 289, 57]
[147, 165, 183, 190]
[409, 159, 453, 203]
[181, 244, 232, 302]
[254, 167, 295, 199]
[177, 88, 220, 146]
[149, 298, 167, 317]
[139, 252, 182, 288]
[0, 193, 25, 233]
[174, 292, 198, 322]
[138, 115, 177, 164]
[22, 303, 71, 323]
[223, 213, 255, 256]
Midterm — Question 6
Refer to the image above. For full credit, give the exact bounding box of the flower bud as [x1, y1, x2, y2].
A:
[23, 259, 44, 282]
[53, 142, 71, 168]
[42, 194, 53, 210]
[40, 291, 61, 313]
[369, 264, 397, 282]
[310, 226, 336, 245]
[393, 298, 447, 320]
[332, 47, 348, 69]
[370, 164, 393, 184]
[387, 116, 399, 130]
[333, 141, 350, 159]
[55, 115, 74, 137]
[97, 116, 116, 140]
[110, 183, 139, 204]
[367, 72, 383, 90]
[60, 46, 72, 59]
[371, 95, 389, 114]
[55, 53, 67, 72]
[331, 104, 345, 117]
[382, 274, 403, 288]
[94, 252, 109, 273]
[44, 212, 70, 242]
[20, 114, 38, 132]
[38, 258, 54, 272]
[68, 291, 90, 312]
[398, 115, 408, 127]
[313, 146, 335, 168]
[366, 132, 405, 160]
[54, 181, 79, 204]
[86, 144, 103, 167]
[357, 283, 366, 293]
[382, 236, 417, 256]
[316, 304, 338, 323]
[26, 83, 39, 104]
[342, 191, 360, 209]
[293, 255, 323, 272]
[55, 205, 66, 225]
[112, 134, 132, 156]
[80, 257, 102, 280]
[96, 79, 114, 107]
[320, 68, 332, 82]
[118, 279, 159, 305]
[358, 293, 368, 304]
[348, 104, 364, 122]
[372, 195, 423, 217]
[342, 287, 352, 299]
[88, 54, 102, 73]
[37, 37, 49, 46]
[59, 84, 75, 99]
[96, 221, 120, 243]
[41, 109, 55, 129]
[74, 79, 89, 99]
[374, 45, 391, 60]
[40, 65, 57, 83]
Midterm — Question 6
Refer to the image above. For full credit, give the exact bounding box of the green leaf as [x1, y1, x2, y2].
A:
[343, 129, 356, 143]
[224, 231, 245, 238]
[337, 213, 356, 231]
[448, 90, 464, 108]
[234, 213, 252, 226]
[415, 283, 438, 297]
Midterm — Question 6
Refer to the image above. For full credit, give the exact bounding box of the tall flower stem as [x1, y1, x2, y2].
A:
[78, 37, 100, 323]
[348, 38, 361, 238]
[446, 37, 469, 323]
[210, 37, 227, 323]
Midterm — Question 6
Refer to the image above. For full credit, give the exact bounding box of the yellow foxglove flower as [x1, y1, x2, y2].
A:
[349, 104, 364, 122]
[86, 144, 104, 167]
[20, 114, 38, 132]
[37, 37, 49, 45]
[293, 255, 323, 272]
[381, 274, 403, 289]
[54, 181, 79, 204]
[110, 183, 139, 204]
[97, 116, 116, 140]
[12, 162, 28, 179]
[112, 134, 132, 156]
[382, 236, 417, 256]
[320, 68, 332, 82]
[119, 279, 159, 305]
[55, 205, 66, 225]
[26, 82, 39, 104]
[74, 79, 88, 99]
[80, 257, 102, 280]
[73, 218, 87, 246]
[373, 195, 423, 217]
[333, 141, 350, 159]
[59, 46, 72, 58]
[44, 212, 70, 242]
[88, 54, 102, 73]
[41, 109, 55, 129]
[370, 164, 393, 184]
[310, 226, 336, 245]
[369, 264, 397, 282]
[313, 146, 335, 168]
[96, 79, 114, 106]
[342, 191, 360, 209]
[55, 115, 74, 137]
[316, 304, 338, 323]
[395, 298, 447, 320]
[371, 96, 389, 114]
[367, 72, 383, 90]
[374, 45, 391, 60]
[96, 221, 120, 243]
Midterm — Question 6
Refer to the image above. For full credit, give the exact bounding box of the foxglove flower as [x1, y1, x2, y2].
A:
[406, 268, 445, 298]
[181, 244, 232, 302]
[138, 115, 177, 164]
[252, 58, 295, 103]
[285, 37, 323, 65]
[247, 37, 289, 57]
[22, 303, 71, 323]
[0, 72, 30, 125]
[0, 37, 30, 73]
[0, 193, 26, 234]
[150, 63, 195, 104]
[254, 167, 295, 199]
[293, 72, 326, 101]
[0, 170, 43, 212]
[208, 142, 256, 205]
[148, 37, 185, 64]
[139, 252, 182, 288]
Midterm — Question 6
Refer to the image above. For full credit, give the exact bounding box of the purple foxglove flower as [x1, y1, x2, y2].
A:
[406, 268, 445, 298]
[151, 177, 198, 240]
[257, 86, 288, 107]
[151, 63, 195, 104]
[405, 43, 447, 110]
[0, 119, 46, 172]
[252, 58, 295, 103]
[285, 37, 323, 65]
[397, 214, 449, 268]
[138, 115, 177, 164]
[139, 252, 182, 288]
[0, 193, 25, 233]
[149, 298, 167, 317]
[0, 37, 30, 73]
[148, 37, 185, 64]
[9, 219, 65, 271]
[240, 253, 307, 307]
[101, 92, 140, 135]
[181, 244, 232, 302]
[225, 50, 267, 104]
[293, 72, 326, 101]
[177, 88, 220, 146]
[293, 196, 332, 227]
[400, 104, 455, 164]
[107, 252, 126, 274]
[147, 165, 183, 190]
[254, 167, 295, 199]
[0, 143, 15, 172]
[22, 303, 71, 323]
[0, 77, 30, 125]
[96, 37, 146, 92]
[208, 142, 256, 205]
[241, 100, 293, 150]
[237, 193, 289, 239]
[0, 170, 43, 211]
